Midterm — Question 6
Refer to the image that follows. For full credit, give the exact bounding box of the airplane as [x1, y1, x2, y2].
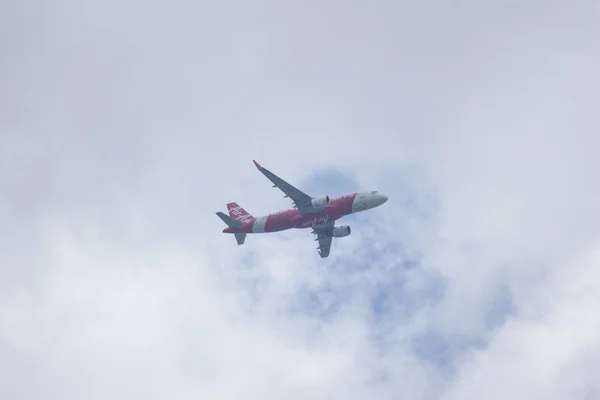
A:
[216, 160, 389, 258]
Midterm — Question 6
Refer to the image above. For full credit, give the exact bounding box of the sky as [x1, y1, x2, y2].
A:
[1, 0, 600, 399]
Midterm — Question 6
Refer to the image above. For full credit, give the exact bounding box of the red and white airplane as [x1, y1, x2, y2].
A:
[216, 160, 389, 258]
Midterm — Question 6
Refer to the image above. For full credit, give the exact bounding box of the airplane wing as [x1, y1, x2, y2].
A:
[312, 222, 335, 258]
[253, 160, 314, 214]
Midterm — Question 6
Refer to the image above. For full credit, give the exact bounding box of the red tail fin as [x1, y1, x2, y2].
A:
[226, 202, 255, 224]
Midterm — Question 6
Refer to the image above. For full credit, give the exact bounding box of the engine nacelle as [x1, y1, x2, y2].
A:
[310, 195, 330, 208]
[332, 225, 351, 238]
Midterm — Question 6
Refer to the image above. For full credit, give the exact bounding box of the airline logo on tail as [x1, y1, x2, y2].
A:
[227, 203, 255, 224]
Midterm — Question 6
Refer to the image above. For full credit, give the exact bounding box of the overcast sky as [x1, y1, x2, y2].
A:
[2, 1, 600, 399]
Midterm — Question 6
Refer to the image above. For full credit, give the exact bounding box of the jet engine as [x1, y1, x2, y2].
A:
[310, 195, 330, 208]
[332, 225, 351, 238]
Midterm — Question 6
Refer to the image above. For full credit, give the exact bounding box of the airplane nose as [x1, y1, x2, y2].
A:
[373, 193, 388, 207]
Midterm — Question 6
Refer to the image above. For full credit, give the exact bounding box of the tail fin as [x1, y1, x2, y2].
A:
[227, 202, 255, 224]
[216, 208, 250, 246]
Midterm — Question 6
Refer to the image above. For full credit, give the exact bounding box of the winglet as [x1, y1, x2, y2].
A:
[318, 250, 323, 258]
[253, 160, 261, 169]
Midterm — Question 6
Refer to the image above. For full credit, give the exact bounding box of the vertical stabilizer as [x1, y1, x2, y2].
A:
[217, 204, 252, 246]
[227, 202, 255, 224]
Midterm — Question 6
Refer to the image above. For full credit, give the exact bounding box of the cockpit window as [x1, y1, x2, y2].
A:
[371, 191, 378, 194]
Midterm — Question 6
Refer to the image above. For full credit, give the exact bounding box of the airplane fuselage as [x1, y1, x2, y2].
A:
[223, 190, 388, 234]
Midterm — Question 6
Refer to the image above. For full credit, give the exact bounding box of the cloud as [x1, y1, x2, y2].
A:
[1, 0, 600, 399]
[443, 242, 600, 400]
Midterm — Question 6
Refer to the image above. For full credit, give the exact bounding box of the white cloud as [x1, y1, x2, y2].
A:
[443, 242, 600, 400]
[1, 0, 599, 399]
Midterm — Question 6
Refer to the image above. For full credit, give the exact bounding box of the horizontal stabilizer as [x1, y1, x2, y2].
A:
[235, 233, 246, 245]
[216, 212, 243, 228]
